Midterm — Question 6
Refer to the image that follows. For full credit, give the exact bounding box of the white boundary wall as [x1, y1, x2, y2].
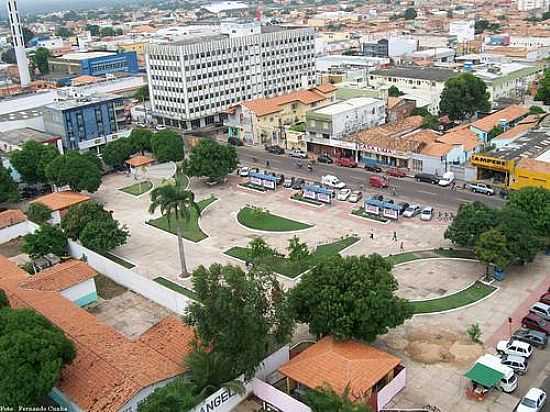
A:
[0, 221, 30, 243]
[378, 367, 407, 410]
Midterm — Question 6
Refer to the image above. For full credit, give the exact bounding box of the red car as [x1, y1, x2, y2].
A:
[539, 292, 550, 305]
[336, 157, 358, 168]
[386, 167, 407, 178]
[522, 312, 550, 335]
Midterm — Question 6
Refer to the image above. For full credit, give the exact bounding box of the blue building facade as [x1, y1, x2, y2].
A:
[80, 52, 139, 76]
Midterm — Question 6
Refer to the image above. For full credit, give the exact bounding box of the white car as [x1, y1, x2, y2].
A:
[155, 125, 167, 131]
[136, 122, 146, 128]
[289, 149, 307, 159]
[529, 302, 550, 321]
[497, 339, 533, 358]
[500, 355, 528, 375]
[348, 191, 363, 203]
[337, 188, 352, 201]
[239, 167, 250, 177]
[420, 207, 433, 221]
[438, 172, 455, 187]
[516, 388, 547, 412]
[402, 204, 421, 218]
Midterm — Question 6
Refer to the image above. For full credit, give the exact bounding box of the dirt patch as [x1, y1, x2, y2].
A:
[0, 237, 24, 258]
[399, 327, 483, 366]
[94, 274, 127, 299]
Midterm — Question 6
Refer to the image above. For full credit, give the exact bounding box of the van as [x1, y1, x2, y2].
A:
[476, 354, 518, 393]
[321, 175, 345, 189]
[438, 172, 455, 187]
[369, 175, 387, 188]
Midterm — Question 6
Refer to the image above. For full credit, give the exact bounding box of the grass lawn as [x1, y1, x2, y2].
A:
[237, 207, 313, 232]
[153, 276, 199, 301]
[102, 252, 135, 269]
[409, 281, 496, 314]
[386, 248, 477, 266]
[225, 236, 360, 278]
[120, 181, 153, 196]
[147, 195, 217, 242]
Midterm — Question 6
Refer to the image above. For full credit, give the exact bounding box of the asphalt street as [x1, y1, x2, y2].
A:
[235, 146, 506, 212]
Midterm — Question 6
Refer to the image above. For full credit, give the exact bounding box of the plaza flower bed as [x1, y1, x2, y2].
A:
[290, 193, 324, 206]
[238, 182, 267, 192]
[120, 181, 153, 196]
[351, 207, 389, 223]
[237, 206, 313, 232]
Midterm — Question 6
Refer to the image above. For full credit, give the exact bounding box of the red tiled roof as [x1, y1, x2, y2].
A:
[0, 209, 26, 230]
[32, 191, 90, 211]
[438, 126, 480, 152]
[279, 336, 401, 397]
[470, 105, 529, 132]
[126, 155, 155, 168]
[313, 83, 337, 94]
[420, 142, 454, 157]
[20, 260, 96, 292]
[0, 255, 190, 412]
[242, 88, 331, 117]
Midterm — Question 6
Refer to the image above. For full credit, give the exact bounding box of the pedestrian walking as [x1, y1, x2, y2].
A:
[370, 230, 374, 240]
[266, 160, 270, 168]
[392, 231, 398, 241]
[400, 241, 404, 250]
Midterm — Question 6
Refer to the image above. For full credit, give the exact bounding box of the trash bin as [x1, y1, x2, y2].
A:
[493, 268, 506, 281]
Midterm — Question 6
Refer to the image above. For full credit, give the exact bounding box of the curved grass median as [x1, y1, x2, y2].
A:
[147, 195, 217, 242]
[225, 236, 359, 278]
[120, 180, 153, 196]
[237, 207, 313, 232]
[409, 281, 496, 314]
[386, 248, 477, 266]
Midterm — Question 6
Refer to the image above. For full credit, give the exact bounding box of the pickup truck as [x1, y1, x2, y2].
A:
[466, 182, 495, 196]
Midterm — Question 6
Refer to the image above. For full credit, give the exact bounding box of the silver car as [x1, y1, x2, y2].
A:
[420, 207, 433, 221]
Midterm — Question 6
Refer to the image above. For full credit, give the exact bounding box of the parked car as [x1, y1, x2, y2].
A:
[496, 339, 533, 358]
[289, 149, 307, 159]
[337, 188, 352, 201]
[522, 313, 550, 336]
[155, 125, 167, 131]
[292, 178, 305, 190]
[369, 175, 387, 188]
[386, 167, 407, 178]
[438, 171, 455, 187]
[239, 167, 250, 177]
[275, 173, 285, 185]
[512, 328, 548, 349]
[317, 154, 333, 164]
[283, 177, 294, 188]
[348, 191, 363, 203]
[420, 207, 433, 221]
[414, 173, 440, 184]
[530, 302, 550, 321]
[336, 157, 357, 168]
[515, 388, 547, 412]
[500, 355, 528, 375]
[321, 175, 345, 189]
[402, 204, 422, 218]
[397, 202, 410, 214]
[136, 122, 146, 128]
[364, 159, 382, 173]
[539, 292, 550, 305]
[265, 145, 285, 155]
[467, 182, 495, 195]
[228, 137, 243, 146]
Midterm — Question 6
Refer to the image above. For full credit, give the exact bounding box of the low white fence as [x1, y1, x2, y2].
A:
[378, 367, 407, 411]
[67, 240, 193, 315]
[252, 378, 312, 412]
[0, 221, 31, 244]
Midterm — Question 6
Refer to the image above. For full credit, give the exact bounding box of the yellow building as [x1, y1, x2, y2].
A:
[225, 85, 336, 146]
[511, 158, 550, 190]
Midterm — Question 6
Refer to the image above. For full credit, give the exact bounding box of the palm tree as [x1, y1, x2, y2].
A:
[149, 176, 200, 277]
[304, 384, 373, 412]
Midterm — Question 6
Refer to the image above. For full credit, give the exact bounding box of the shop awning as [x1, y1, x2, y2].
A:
[464, 363, 504, 388]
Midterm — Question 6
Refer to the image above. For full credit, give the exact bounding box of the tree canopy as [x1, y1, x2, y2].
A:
[0, 308, 76, 408]
[138, 379, 198, 412]
[439, 73, 491, 121]
[185, 263, 294, 379]
[388, 86, 404, 97]
[496, 207, 542, 265]
[506, 187, 550, 238]
[80, 219, 129, 254]
[289, 254, 411, 341]
[535, 70, 550, 105]
[475, 229, 512, 270]
[31, 47, 49, 75]
[26, 202, 52, 225]
[444, 202, 497, 247]
[61, 201, 110, 240]
[0, 163, 19, 204]
[46, 152, 102, 192]
[185, 139, 238, 182]
[128, 128, 153, 154]
[10, 141, 59, 185]
[102, 138, 133, 168]
[134, 85, 149, 102]
[403, 7, 417, 19]
[22, 224, 67, 259]
[305, 384, 373, 412]
[151, 130, 185, 163]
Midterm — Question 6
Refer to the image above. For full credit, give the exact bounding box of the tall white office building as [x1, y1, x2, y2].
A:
[6, 0, 31, 87]
[145, 24, 316, 129]
[517, 0, 549, 11]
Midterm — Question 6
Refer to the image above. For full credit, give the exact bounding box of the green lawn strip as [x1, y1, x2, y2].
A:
[290, 193, 323, 206]
[385, 252, 422, 266]
[147, 196, 217, 242]
[120, 181, 153, 196]
[153, 277, 199, 301]
[102, 252, 135, 269]
[433, 248, 477, 259]
[351, 208, 389, 223]
[180, 174, 190, 189]
[237, 207, 313, 232]
[408, 281, 496, 314]
[239, 182, 267, 192]
[225, 236, 360, 278]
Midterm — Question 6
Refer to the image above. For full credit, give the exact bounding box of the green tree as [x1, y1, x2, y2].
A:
[288, 236, 310, 262]
[46, 152, 102, 192]
[497, 207, 542, 265]
[388, 85, 403, 97]
[290, 254, 411, 341]
[475, 229, 512, 270]
[31, 47, 49, 75]
[421, 113, 440, 130]
[151, 130, 185, 163]
[100, 27, 115, 37]
[439, 73, 491, 121]
[22, 27, 34, 45]
[10, 141, 59, 184]
[506, 187, 550, 238]
[80, 219, 129, 254]
[247, 237, 278, 263]
[138, 379, 198, 412]
[444, 202, 497, 247]
[134, 85, 149, 101]
[102, 138, 133, 168]
[185, 263, 294, 379]
[2, 48, 16, 64]
[185, 139, 238, 182]
[128, 127, 153, 154]
[0, 163, 19, 204]
[305, 384, 373, 412]
[26, 202, 52, 225]
[55, 26, 74, 38]
[0, 289, 9, 309]
[22, 224, 67, 259]
[535, 70, 550, 105]
[149, 180, 199, 277]
[488, 126, 504, 140]
[475, 19, 490, 34]
[403, 7, 417, 19]
[0, 308, 76, 408]
[529, 105, 545, 114]
[61, 201, 110, 240]
[86, 24, 100, 37]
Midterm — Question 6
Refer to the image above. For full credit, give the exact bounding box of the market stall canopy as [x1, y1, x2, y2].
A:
[464, 363, 504, 388]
